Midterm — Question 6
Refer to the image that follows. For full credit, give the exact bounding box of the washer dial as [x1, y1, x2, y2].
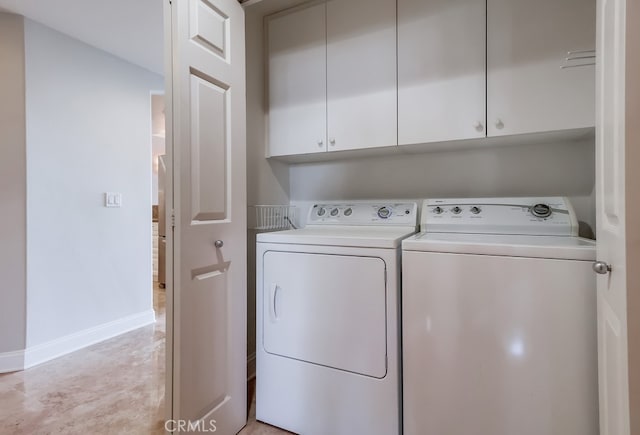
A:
[317, 207, 326, 217]
[344, 208, 353, 216]
[330, 208, 339, 217]
[377, 207, 391, 219]
[530, 203, 552, 218]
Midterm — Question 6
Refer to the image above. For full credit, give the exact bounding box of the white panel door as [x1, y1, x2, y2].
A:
[326, 0, 397, 151]
[267, 3, 327, 157]
[262, 252, 387, 378]
[398, 0, 486, 145]
[595, 0, 630, 433]
[487, 0, 596, 136]
[166, 0, 247, 433]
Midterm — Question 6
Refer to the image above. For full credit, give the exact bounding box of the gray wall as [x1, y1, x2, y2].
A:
[246, 11, 290, 210]
[23, 20, 164, 347]
[289, 138, 596, 234]
[0, 14, 27, 354]
[245, 7, 291, 376]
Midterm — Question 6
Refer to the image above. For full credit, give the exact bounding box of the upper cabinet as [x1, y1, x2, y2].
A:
[267, 0, 596, 158]
[486, 0, 596, 136]
[398, 0, 486, 145]
[267, 3, 327, 157]
[326, 0, 397, 152]
[267, 0, 396, 157]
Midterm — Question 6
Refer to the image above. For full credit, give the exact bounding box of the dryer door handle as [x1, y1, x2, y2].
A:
[269, 283, 280, 321]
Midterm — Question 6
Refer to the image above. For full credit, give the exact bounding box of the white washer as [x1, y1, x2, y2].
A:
[256, 201, 418, 435]
[401, 197, 598, 435]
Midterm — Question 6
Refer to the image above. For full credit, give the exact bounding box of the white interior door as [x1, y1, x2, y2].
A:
[166, 0, 247, 433]
[595, 0, 630, 433]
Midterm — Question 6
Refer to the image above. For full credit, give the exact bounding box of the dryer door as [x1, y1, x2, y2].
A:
[262, 251, 387, 378]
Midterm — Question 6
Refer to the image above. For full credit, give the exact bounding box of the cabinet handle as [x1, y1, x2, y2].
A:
[473, 121, 484, 132]
[495, 119, 505, 130]
[329, 138, 336, 146]
[317, 140, 324, 147]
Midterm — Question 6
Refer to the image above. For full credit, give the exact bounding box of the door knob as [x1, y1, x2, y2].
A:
[592, 261, 611, 274]
[317, 139, 323, 147]
[495, 119, 504, 130]
[329, 138, 336, 146]
[214, 240, 224, 248]
[473, 121, 484, 132]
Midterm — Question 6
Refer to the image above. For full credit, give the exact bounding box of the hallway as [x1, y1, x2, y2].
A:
[0, 283, 292, 435]
[0, 285, 166, 434]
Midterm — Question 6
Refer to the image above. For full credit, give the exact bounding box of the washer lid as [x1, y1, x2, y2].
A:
[257, 225, 417, 249]
[402, 232, 596, 260]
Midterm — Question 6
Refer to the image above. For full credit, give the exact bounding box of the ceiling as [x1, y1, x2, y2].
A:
[0, 0, 164, 75]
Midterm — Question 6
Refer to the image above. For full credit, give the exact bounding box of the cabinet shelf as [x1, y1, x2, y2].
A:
[268, 127, 594, 164]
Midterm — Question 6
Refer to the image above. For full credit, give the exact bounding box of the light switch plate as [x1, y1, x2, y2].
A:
[105, 192, 122, 208]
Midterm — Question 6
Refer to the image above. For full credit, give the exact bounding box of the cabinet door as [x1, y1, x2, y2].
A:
[398, 0, 486, 145]
[487, 0, 596, 136]
[267, 3, 327, 157]
[326, 0, 397, 152]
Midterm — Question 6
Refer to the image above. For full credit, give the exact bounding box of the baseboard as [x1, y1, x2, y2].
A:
[0, 309, 156, 373]
[0, 349, 26, 374]
[247, 352, 256, 381]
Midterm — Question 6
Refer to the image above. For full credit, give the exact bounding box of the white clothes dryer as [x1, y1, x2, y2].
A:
[401, 197, 598, 435]
[256, 201, 418, 435]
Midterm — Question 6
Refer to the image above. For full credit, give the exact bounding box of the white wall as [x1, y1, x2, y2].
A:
[245, 4, 293, 377]
[289, 138, 596, 235]
[151, 94, 165, 205]
[0, 13, 27, 357]
[152, 136, 166, 205]
[23, 20, 164, 348]
[246, 9, 290, 212]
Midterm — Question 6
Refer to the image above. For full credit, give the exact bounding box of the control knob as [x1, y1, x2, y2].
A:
[344, 208, 353, 216]
[433, 206, 444, 214]
[377, 207, 391, 219]
[470, 206, 481, 215]
[317, 207, 326, 217]
[330, 208, 339, 217]
[451, 206, 462, 215]
[530, 203, 552, 218]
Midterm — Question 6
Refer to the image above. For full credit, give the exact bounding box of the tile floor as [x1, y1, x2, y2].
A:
[0, 283, 290, 435]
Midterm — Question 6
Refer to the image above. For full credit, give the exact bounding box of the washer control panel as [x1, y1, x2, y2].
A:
[422, 197, 578, 236]
[309, 202, 418, 226]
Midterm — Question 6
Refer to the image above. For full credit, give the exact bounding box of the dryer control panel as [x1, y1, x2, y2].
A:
[421, 197, 578, 236]
[309, 202, 418, 226]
